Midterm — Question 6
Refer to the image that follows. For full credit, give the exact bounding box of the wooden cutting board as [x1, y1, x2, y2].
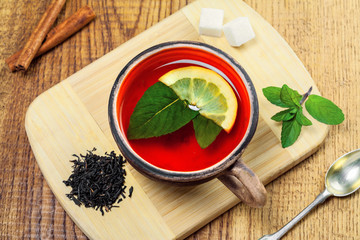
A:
[25, 0, 329, 239]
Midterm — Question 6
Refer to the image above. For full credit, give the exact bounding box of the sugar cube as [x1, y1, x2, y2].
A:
[199, 8, 224, 37]
[223, 17, 255, 47]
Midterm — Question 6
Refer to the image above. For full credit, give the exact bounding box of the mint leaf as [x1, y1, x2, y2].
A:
[262, 87, 290, 108]
[281, 118, 302, 148]
[127, 82, 199, 139]
[280, 84, 302, 107]
[295, 108, 312, 126]
[192, 114, 222, 148]
[305, 95, 344, 125]
[271, 108, 297, 122]
[264, 84, 344, 148]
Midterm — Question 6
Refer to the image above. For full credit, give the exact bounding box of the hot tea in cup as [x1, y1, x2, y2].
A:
[109, 41, 266, 207]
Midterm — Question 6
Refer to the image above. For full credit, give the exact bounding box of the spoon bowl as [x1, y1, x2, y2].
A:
[325, 149, 360, 196]
[259, 148, 360, 240]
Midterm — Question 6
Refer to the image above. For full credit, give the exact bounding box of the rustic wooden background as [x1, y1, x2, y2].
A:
[0, 0, 359, 239]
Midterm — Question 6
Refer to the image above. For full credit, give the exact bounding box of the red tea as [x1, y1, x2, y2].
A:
[116, 47, 251, 172]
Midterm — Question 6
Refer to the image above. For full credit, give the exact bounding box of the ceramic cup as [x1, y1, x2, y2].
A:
[109, 41, 266, 207]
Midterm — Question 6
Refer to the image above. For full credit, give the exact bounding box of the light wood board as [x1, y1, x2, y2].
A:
[25, 0, 329, 239]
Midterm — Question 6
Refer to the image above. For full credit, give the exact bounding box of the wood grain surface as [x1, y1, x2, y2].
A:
[0, 0, 359, 239]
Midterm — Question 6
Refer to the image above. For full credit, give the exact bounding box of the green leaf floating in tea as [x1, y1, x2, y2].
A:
[127, 82, 199, 139]
[192, 114, 222, 148]
[127, 66, 238, 148]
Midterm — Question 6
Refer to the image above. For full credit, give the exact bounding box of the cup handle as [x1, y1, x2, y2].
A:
[218, 159, 267, 208]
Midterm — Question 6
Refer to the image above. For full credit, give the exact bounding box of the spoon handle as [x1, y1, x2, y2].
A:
[259, 189, 332, 240]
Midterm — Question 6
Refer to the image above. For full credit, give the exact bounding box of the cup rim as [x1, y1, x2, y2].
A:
[108, 41, 259, 183]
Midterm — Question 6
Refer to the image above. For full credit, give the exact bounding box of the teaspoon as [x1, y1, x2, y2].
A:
[259, 148, 360, 240]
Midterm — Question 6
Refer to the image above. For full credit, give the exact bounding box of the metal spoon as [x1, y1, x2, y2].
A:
[259, 148, 360, 240]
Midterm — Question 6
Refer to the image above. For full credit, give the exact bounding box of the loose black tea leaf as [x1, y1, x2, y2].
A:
[129, 186, 134, 198]
[63, 148, 133, 215]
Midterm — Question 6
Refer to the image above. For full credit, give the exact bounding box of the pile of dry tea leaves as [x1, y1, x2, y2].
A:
[63, 148, 133, 215]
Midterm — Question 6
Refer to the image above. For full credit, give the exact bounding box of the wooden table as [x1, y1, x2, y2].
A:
[1, 0, 359, 239]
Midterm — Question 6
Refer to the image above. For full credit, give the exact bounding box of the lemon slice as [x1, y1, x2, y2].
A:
[159, 66, 238, 132]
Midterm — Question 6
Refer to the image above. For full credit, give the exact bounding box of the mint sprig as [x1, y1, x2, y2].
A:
[127, 82, 223, 148]
[263, 84, 344, 148]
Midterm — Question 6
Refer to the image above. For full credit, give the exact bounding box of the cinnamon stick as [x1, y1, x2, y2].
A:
[14, 0, 66, 71]
[6, 6, 96, 72]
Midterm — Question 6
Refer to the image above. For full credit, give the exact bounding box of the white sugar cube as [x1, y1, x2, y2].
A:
[223, 17, 255, 47]
[199, 8, 224, 37]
